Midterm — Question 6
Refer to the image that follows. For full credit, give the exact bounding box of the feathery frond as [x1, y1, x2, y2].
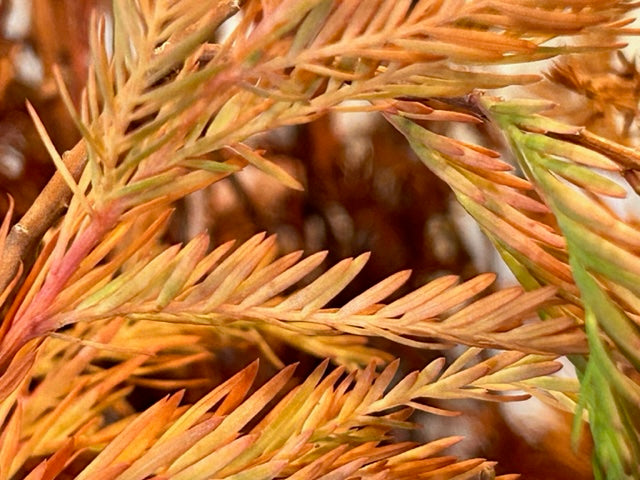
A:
[4, 349, 571, 479]
[38, 231, 585, 359]
[482, 97, 640, 478]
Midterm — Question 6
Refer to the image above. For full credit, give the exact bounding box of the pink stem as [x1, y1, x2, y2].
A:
[0, 204, 121, 362]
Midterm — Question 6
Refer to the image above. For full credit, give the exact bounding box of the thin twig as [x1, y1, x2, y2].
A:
[0, 141, 86, 297]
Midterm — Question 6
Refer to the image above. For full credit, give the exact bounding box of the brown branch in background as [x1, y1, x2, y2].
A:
[0, 141, 85, 296]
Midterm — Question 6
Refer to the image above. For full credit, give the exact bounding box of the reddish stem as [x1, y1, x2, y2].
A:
[0, 203, 121, 370]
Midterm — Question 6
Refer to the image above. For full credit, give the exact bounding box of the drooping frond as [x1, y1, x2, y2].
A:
[481, 97, 640, 478]
[383, 87, 640, 476]
[387, 109, 585, 327]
